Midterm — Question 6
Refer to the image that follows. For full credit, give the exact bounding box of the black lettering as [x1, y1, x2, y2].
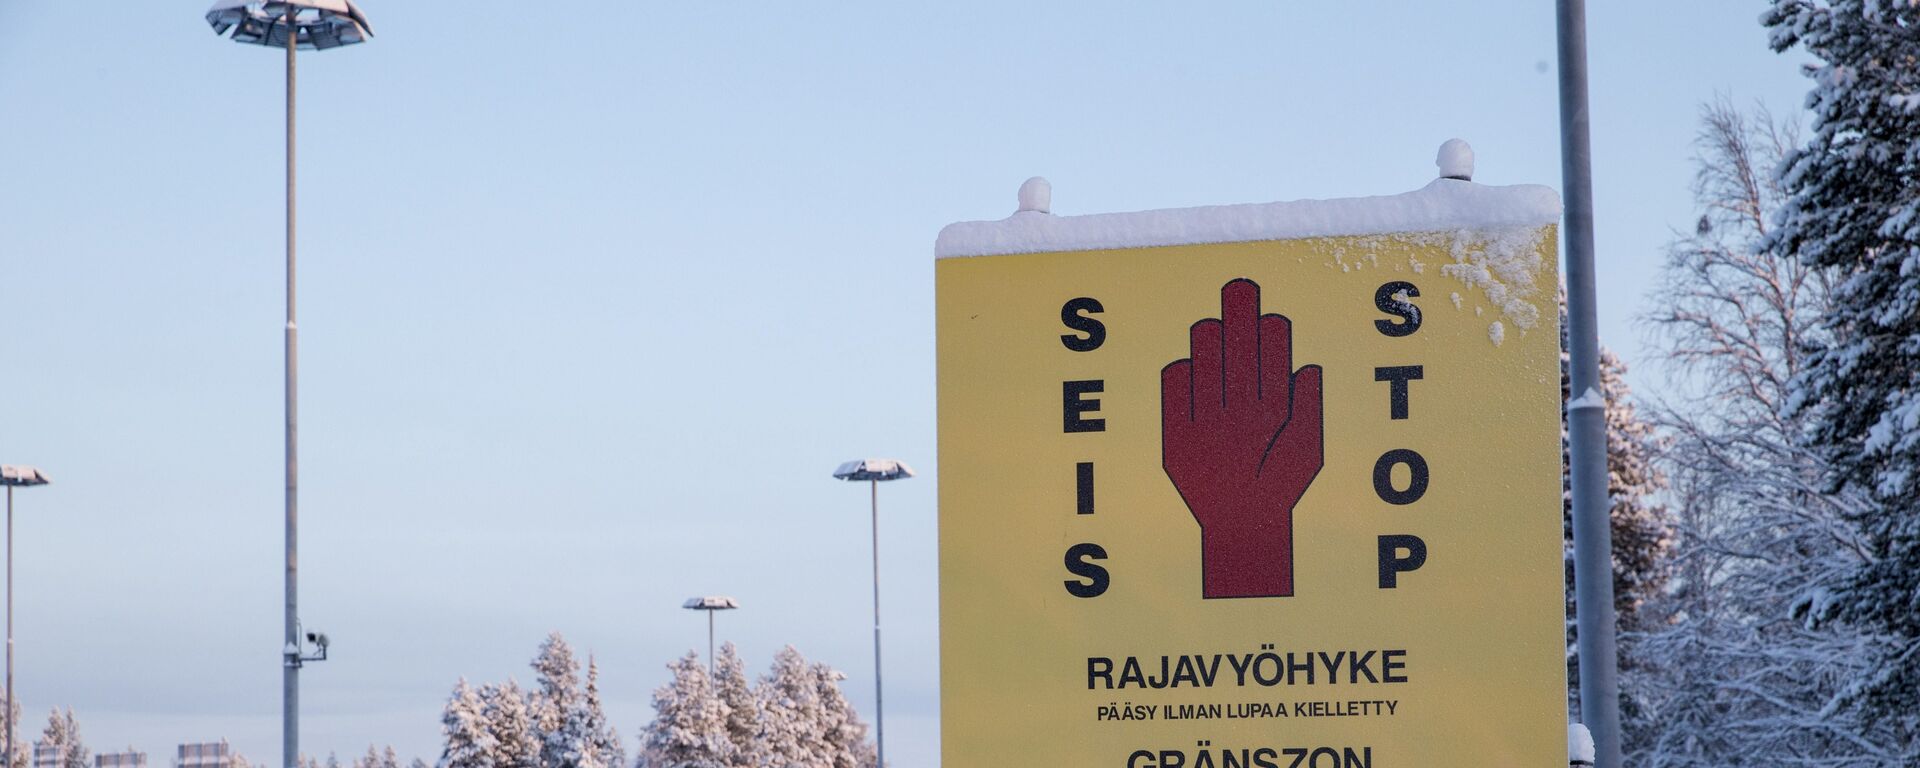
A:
[1287, 652, 1314, 685]
[1373, 281, 1422, 337]
[1063, 380, 1106, 433]
[1349, 650, 1379, 683]
[1378, 535, 1428, 588]
[1077, 462, 1095, 515]
[1064, 543, 1110, 597]
[1087, 657, 1114, 689]
[1373, 365, 1423, 420]
[1060, 297, 1107, 351]
[1372, 449, 1429, 504]
[1382, 650, 1409, 683]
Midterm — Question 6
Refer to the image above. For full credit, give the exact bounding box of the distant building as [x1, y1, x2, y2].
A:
[96, 752, 147, 768]
[175, 743, 230, 768]
[32, 743, 58, 768]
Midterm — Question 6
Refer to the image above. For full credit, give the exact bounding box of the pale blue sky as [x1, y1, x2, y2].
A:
[0, 2, 1806, 766]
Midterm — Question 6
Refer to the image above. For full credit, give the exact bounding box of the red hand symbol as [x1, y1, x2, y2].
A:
[1162, 278, 1324, 598]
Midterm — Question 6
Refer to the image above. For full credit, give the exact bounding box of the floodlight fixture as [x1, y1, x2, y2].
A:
[0, 466, 49, 487]
[683, 596, 740, 611]
[206, 1, 373, 49]
[832, 459, 915, 483]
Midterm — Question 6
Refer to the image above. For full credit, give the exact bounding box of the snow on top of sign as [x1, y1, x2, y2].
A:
[936, 142, 1562, 346]
[934, 176, 1558, 259]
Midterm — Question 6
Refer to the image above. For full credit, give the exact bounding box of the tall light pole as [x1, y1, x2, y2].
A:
[831, 458, 913, 768]
[682, 596, 740, 677]
[1556, 1, 1623, 767]
[0, 465, 50, 768]
[202, 6, 371, 768]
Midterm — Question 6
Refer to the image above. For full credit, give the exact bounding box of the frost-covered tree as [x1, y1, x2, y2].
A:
[810, 664, 877, 768]
[711, 644, 758, 766]
[353, 746, 399, 768]
[754, 647, 825, 768]
[36, 709, 87, 768]
[580, 657, 624, 768]
[637, 652, 732, 768]
[530, 633, 585, 768]
[1559, 291, 1670, 720]
[482, 682, 540, 768]
[4, 698, 25, 768]
[1629, 99, 1909, 765]
[1764, 0, 1920, 735]
[411, 759, 431, 768]
[441, 680, 496, 768]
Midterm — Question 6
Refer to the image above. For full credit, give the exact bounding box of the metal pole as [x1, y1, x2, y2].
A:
[707, 610, 715, 678]
[870, 478, 884, 768]
[283, 10, 302, 768]
[5, 485, 12, 768]
[1556, 2, 1623, 767]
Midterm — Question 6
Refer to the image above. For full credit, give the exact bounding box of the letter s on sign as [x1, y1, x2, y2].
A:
[1064, 543, 1110, 598]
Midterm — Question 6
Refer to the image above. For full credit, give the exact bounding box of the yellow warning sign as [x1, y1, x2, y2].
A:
[936, 182, 1566, 768]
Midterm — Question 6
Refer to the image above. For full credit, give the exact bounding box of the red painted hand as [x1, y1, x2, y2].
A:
[1162, 278, 1324, 598]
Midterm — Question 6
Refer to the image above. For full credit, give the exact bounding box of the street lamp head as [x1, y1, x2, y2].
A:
[832, 459, 914, 482]
[683, 596, 740, 611]
[0, 466, 49, 487]
[206, 0, 373, 50]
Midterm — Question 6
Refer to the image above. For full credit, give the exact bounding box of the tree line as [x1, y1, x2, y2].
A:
[436, 634, 876, 768]
[1565, 2, 1920, 763]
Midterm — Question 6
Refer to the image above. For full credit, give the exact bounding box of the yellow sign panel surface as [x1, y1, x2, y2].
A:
[936, 190, 1565, 768]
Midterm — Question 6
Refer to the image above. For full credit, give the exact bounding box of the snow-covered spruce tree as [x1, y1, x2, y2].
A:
[482, 682, 540, 768]
[412, 759, 432, 768]
[440, 680, 497, 768]
[36, 709, 88, 768]
[580, 657, 624, 768]
[1558, 291, 1670, 722]
[530, 633, 585, 768]
[710, 644, 759, 767]
[1630, 100, 1906, 766]
[354, 745, 400, 768]
[809, 663, 877, 768]
[754, 647, 825, 768]
[1765, 0, 1920, 735]
[636, 652, 732, 768]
